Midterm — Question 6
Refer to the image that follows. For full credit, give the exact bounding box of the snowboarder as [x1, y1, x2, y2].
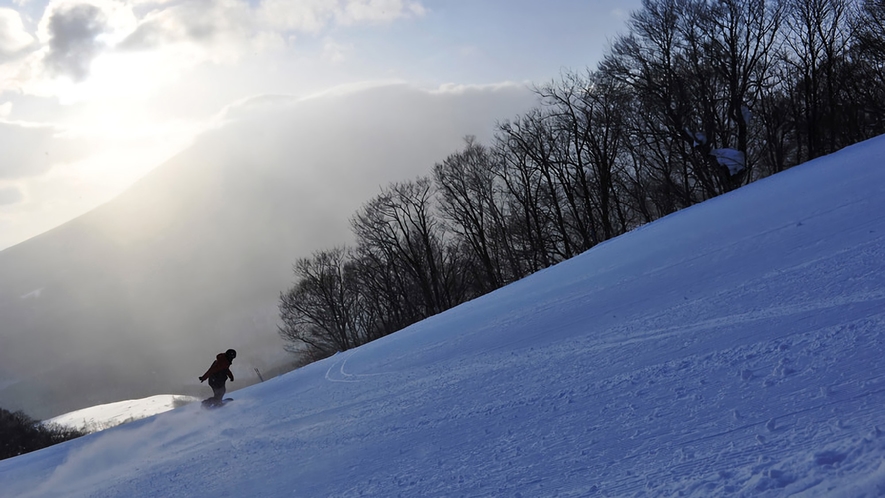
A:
[199, 349, 236, 406]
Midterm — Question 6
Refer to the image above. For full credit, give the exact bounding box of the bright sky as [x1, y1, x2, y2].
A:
[0, 0, 640, 251]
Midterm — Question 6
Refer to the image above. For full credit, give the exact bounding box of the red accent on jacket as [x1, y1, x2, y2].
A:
[201, 353, 234, 382]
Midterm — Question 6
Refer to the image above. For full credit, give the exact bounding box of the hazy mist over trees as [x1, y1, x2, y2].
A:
[279, 0, 885, 361]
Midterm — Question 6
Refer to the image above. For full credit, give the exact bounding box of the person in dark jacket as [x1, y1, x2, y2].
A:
[199, 349, 236, 406]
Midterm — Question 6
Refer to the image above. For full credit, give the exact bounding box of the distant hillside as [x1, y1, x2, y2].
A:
[0, 83, 536, 418]
[45, 395, 200, 433]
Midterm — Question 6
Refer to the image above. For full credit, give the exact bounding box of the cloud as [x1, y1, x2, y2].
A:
[611, 8, 631, 21]
[0, 185, 24, 205]
[0, 8, 35, 61]
[258, 0, 425, 32]
[322, 37, 352, 63]
[121, 0, 426, 49]
[119, 0, 252, 51]
[42, 2, 109, 81]
[256, 0, 338, 33]
[0, 121, 92, 179]
[336, 0, 426, 26]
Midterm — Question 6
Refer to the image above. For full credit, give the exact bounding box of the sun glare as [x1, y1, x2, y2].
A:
[55, 51, 170, 105]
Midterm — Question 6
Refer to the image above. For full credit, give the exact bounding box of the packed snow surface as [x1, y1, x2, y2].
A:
[3, 136, 885, 497]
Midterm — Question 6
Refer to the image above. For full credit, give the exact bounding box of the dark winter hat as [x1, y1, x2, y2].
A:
[226, 349, 237, 360]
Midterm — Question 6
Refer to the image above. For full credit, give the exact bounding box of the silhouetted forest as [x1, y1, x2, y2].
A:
[0, 407, 85, 461]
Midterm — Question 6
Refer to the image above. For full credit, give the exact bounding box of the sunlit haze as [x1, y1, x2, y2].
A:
[0, 0, 643, 419]
[0, 0, 639, 251]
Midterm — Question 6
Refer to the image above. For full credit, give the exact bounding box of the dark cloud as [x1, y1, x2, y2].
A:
[0, 186, 23, 205]
[0, 121, 91, 179]
[44, 3, 108, 81]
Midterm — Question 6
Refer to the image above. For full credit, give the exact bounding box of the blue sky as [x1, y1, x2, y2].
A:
[0, 0, 640, 250]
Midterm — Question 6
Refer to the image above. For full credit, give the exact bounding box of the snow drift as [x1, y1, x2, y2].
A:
[1, 135, 884, 496]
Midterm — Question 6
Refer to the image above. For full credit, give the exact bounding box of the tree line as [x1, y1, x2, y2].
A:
[279, 0, 885, 362]
[0, 407, 85, 461]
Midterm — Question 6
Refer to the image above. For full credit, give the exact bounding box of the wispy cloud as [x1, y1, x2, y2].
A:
[611, 8, 631, 21]
[118, 0, 253, 51]
[0, 120, 91, 179]
[0, 185, 24, 206]
[0, 7, 35, 61]
[336, 0, 426, 25]
[322, 37, 352, 63]
[259, 0, 425, 31]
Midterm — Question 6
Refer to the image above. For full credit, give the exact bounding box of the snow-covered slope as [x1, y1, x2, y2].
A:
[45, 395, 200, 434]
[2, 136, 885, 496]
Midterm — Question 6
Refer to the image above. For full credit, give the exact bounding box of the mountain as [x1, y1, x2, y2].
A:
[0, 83, 538, 419]
[1, 134, 883, 496]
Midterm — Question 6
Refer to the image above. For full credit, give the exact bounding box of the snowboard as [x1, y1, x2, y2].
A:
[201, 397, 234, 408]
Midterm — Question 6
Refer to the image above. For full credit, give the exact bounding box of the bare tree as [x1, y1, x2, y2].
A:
[497, 110, 572, 268]
[278, 247, 363, 358]
[537, 69, 638, 239]
[848, 0, 885, 138]
[702, 0, 783, 184]
[602, 0, 712, 208]
[856, 0, 885, 58]
[433, 137, 512, 292]
[782, 0, 853, 159]
[351, 177, 460, 320]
